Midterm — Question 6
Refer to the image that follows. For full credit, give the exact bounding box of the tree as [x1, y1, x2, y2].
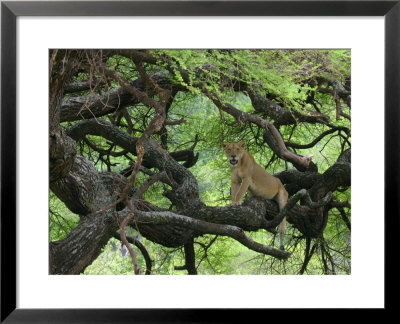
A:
[49, 49, 351, 275]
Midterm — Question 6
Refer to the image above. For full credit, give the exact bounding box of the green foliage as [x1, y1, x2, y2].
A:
[84, 237, 141, 275]
[49, 192, 79, 241]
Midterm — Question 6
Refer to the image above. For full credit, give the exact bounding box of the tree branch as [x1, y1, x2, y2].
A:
[265, 189, 333, 230]
[247, 90, 330, 126]
[113, 233, 152, 275]
[121, 209, 290, 260]
[285, 126, 350, 149]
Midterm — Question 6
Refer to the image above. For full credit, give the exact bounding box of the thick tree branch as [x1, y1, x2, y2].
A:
[247, 90, 330, 126]
[121, 209, 290, 260]
[50, 155, 100, 215]
[61, 72, 181, 122]
[50, 175, 120, 274]
[67, 118, 200, 208]
[49, 50, 79, 182]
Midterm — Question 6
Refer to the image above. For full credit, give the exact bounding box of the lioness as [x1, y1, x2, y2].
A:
[222, 141, 288, 250]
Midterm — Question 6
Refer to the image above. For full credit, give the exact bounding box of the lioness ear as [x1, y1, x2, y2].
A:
[239, 141, 246, 148]
[222, 141, 228, 148]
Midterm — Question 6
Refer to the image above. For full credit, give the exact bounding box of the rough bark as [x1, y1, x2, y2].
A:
[248, 90, 330, 126]
[61, 72, 183, 122]
[49, 50, 78, 182]
[50, 156, 99, 215]
[49, 175, 118, 274]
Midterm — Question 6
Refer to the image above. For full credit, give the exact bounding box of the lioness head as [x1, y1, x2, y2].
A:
[222, 141, 246, 166]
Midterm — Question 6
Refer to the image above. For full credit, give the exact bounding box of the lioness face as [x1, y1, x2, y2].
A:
[222, 141, 246, 166]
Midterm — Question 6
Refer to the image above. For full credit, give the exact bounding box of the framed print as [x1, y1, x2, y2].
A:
[1, 0, 399, 322]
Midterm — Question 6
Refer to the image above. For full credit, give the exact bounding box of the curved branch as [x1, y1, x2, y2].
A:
[61, 72, 181, 122]
[247, 90, 330, 126]
[285, 126, 351, 149]
[122, 209, 290, 260]
[61, 87, 136, 122]
[50, 176, 120, 274]
[113, 233, 152, 275]
[50, 155, 100, 215]
[203, 90, 314, 170]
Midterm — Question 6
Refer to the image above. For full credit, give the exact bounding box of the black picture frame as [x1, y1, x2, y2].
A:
[1, 0, 398, 322]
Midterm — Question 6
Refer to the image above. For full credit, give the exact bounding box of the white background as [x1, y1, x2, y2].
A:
[17, 17, 384, 308]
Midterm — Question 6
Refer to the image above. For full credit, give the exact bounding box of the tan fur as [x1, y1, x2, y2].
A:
[222, 141, 288, 250]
